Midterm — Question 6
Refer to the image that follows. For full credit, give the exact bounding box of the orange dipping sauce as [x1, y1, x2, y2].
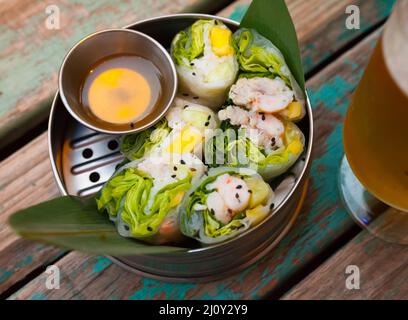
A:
[81, 55, 162, 125]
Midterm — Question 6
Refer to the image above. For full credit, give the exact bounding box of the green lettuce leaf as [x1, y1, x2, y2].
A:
[120, 119, 170, 161]
[95, 167, 144, 217]
[171, 20, 212, 67]
[203, 210, 247, 238]
[234, 28, 291, 86]
[120, 172, 192, 238]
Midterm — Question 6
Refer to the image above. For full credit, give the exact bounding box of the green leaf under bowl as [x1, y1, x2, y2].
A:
[9, 196, 187, 255]
[240, 0, 305, 91]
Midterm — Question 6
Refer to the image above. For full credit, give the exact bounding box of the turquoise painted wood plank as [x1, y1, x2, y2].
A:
[9, 29, 382, 300]
[0, 239, 64, 297]
[0, 0, 230, 149]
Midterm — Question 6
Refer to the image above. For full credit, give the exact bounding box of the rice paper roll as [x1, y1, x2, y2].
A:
[208, 108, 305, 181]
[96, 153, 206, 244]
[171, 19, 239, 108]
[233, 28, 306, 121]
[179, 167, 275, 244]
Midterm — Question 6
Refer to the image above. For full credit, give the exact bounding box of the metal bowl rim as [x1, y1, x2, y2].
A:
[49, 13, 314, 255]
[58, 28, 178, 135]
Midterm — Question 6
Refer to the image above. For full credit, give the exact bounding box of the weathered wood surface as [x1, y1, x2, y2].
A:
[0, 0, 395, 150]
[0, 0, 382, 297]
[1, 0, 400, 300]
[283, 232, 408, 300]
[6, 29, 384, 300]
[0, 135, 62, 296]
[0, 0, 230, 149]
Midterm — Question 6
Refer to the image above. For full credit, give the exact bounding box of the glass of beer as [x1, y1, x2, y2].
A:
[341, 0, 408, 244]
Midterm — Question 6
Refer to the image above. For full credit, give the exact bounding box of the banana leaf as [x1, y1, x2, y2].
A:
[240, 0, 305, 91]
[9, 196, 187, 255]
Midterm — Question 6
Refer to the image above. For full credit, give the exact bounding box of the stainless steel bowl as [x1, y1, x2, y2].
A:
[59, 29, 177, 135]
[49, 13, 313, 282]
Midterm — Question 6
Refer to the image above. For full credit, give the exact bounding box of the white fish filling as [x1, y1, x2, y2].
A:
[229, 77, 294, 113]
[205, 174, 250, 224]
[218, 106, 285, 152]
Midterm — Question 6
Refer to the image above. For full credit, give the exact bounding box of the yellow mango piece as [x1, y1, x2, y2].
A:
[166, 127, 203, 154]
[280, 101, 303, 121]
[210, 27, 234, 56]
[245, 176, 270, 209]
[246, 205, 270, 226]
[169, 191, 185, 208]
[287, 139, 304, 155]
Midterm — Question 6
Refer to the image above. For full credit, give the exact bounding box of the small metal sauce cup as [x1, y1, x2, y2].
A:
[59, 29, 177, 134]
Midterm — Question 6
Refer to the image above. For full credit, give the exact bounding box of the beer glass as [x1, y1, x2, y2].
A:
[341, 0, 408, 244]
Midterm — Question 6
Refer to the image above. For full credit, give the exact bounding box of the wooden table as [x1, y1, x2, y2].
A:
[0, 0, 406, 300]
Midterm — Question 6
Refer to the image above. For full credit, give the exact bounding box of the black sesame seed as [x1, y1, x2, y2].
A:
[205, 122, 210, 127]
[248, 190, 253, 194]
[147, 226, 153, 231]
[171, 175, 177, 178]
[190, 168, 197, 172]
[210, 209, 215, 215]
[270, 203, 275, 210]
[262, 114, 266, 121]
[173, 166, 178, 171]
[207, 115, 211, 120]
[124, 225, 130, 231]
[184, 105, 189, 109]
[236, 185, 242, 189]
[192, 72, 196, 76]
[190, 62, 195, 66]
[130, 123, 134, 128]
[193, 96, 199, 100]
[235, 193, 239, 199]
[182, 93, 189, 97]
[271, 137, 276, 146]
[180, 160, 186, 164]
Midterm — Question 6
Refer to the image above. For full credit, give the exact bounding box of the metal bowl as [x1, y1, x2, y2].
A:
[59, 29, 177, 135]
[49, 13, 313, 282]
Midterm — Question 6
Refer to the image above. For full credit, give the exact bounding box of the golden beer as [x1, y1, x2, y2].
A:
[343, 3, 408, 212]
